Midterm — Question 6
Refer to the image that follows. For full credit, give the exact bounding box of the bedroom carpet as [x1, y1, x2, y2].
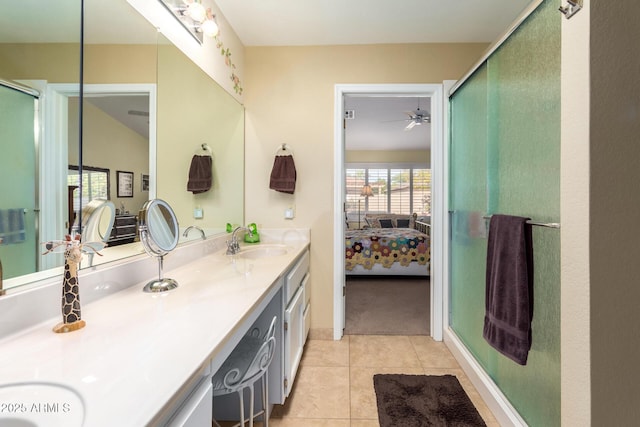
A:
[374, 374, 487, 427]
[345, 276, 430, 335]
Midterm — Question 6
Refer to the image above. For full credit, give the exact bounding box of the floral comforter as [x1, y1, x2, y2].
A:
[345, 228, 430, 270]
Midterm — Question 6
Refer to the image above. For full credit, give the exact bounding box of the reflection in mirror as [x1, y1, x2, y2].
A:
[138, 199, 179, 293]
[68, 165, 110, 233]
[156, 33, 244, 237]
[0, 0, 81, 290]
[75, 198, 115, 267]
[0, 83, 39, 280]
[0, 0, 245, 295]
[77, 199, 116, 243]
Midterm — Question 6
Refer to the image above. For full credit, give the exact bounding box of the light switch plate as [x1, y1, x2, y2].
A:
[194, 207, 203, 219]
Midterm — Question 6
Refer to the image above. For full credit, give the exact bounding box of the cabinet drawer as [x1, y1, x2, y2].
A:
[115, 224, 136, 234]
[284, 285, 304, 397]
[114, 215, 137, 226]
[285, 250, 309, 303]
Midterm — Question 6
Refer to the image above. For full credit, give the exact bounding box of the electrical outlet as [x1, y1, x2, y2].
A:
[284, 206, 295, 219]
[193, 207, 203, 219]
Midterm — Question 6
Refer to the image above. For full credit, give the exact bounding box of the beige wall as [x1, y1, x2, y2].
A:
[345, 149, 430, 165]
[0, 43, 155, 84]
[244, 43, 487, 330]
[84, 45, 156, 83]
[588, 0, 640, 424]
[0, 43, 80, 82]
[559, 0, 640, 424]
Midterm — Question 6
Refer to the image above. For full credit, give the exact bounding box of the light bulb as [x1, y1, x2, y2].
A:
[201, 18, 219, 37]
[187, 2, 206, 22]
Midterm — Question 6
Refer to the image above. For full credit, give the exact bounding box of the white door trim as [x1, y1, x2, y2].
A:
[333, 83, 445, 341]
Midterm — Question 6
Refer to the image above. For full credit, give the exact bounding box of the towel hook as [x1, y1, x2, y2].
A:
[276, 143, 292, 155]
[201, 143, 213, 155]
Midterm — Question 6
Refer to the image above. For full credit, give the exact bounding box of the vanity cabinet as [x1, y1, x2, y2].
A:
[211, 248, 311, 424]
[283, 249, 310, 398]
[107, 214, 137, 246]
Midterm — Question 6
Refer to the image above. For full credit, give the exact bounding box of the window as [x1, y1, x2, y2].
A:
[412, 168, 432, 216]
[346, 164, 431, 218]
[67, 165, 110, 213]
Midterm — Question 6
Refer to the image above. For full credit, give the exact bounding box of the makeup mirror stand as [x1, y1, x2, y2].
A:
[138, 199, 180, 293]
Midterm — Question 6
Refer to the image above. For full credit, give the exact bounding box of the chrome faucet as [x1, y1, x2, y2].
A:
[226, 226, 253, 255]
[183, 225, 206, 240]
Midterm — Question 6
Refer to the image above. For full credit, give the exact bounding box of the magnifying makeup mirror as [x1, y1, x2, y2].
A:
[138, 199, 180, 293]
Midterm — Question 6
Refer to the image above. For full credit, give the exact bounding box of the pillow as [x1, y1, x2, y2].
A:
[378, 219, 394, 228]
[396, 218, 410, 228]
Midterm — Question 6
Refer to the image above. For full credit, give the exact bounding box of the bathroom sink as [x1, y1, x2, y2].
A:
[235, 244, 289, 259]
[0, 382, 84, 426]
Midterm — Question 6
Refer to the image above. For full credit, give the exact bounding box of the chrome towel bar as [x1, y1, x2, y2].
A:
[483, 215, 560, 229]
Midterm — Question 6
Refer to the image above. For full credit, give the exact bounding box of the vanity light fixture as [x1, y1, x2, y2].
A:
[181, 0, 219, 37]
[200, 9, 219, 37]
[161, 0, 219, 44]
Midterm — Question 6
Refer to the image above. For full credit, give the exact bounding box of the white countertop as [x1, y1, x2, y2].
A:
[0, 236, 309, 427]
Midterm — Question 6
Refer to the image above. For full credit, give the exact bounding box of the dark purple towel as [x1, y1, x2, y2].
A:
[187, 155, 212, 194]
[269, 155, 296, 194]
[483, 214, 534, 365]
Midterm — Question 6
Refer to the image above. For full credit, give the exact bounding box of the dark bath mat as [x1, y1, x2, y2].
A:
[374, 374, 487, 427]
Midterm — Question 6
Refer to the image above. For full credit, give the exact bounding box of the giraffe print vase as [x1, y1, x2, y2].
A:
[53, 242, 85, 333]
[42, 234, 106, 334]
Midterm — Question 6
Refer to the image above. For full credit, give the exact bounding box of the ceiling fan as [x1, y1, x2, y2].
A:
[402, 107, 430, 131]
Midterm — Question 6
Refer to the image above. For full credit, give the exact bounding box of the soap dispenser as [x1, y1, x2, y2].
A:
[244, 223, 260, 243]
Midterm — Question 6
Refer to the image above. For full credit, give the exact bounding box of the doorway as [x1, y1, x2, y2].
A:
[333, 84, 445, 341]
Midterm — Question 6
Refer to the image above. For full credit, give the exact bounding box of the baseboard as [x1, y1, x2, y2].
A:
[444, 328, 528, 427]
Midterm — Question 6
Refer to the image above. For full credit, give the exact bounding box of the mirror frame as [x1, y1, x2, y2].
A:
[139, 198, 179, 255]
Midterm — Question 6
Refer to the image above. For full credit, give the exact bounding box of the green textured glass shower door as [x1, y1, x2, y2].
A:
[0, 85, 37, 279]
[449, 1, 560, 426]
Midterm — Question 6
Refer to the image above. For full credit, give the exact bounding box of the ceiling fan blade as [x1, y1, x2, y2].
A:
[128, 109, 149, 117]
[404, 121, 417, 131]
[381, 118, 410, 123]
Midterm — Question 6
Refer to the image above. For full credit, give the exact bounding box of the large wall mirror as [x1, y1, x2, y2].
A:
[0, 0, 245, 294]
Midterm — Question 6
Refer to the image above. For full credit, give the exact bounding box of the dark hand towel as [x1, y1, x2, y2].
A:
[187, 155, 212, 194]
[269, 154, 296, 194]
[483, 214, 534, 365]
[0, 208, 26, 244]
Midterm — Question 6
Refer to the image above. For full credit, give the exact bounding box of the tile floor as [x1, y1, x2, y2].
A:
[265, 334, 500, 426]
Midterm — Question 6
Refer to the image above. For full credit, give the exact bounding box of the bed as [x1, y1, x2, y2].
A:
[345, 216, 431, 276]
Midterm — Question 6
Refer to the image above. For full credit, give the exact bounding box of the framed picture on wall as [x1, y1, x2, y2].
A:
[141, 174, 149, 192]
[117, 171, 134, 198]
